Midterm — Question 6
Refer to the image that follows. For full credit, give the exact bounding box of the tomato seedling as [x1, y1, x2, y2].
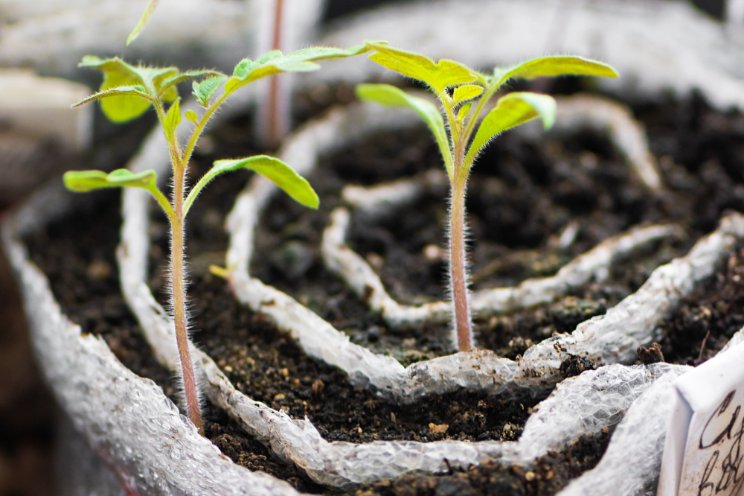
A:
[358, 42, 618, 351]
[65, 44, 367, 432]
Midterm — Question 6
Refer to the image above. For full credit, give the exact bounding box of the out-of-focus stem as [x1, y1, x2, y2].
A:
[265, 0, 286, 147]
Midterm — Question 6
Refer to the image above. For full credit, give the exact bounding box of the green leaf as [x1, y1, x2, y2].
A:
[79, 55, 179, 122]
[492, 55, 619, 88]
[452, 84, 484, 105]
[457, 102, 472, 122]
[365, 41, 483, 95]
[224, 44, 370, 94]
[159, 70, 225, 94]
[126, 0, 159, 46]
[356, 83, 453, 178]
[64, 168, 174, 221]
[64, 169, 158, 192]
[289, 45, 370, 61]
[184, 155, 318, 215]
[185, 109, 199, 125]
[72, 85, 151, 108]
[163, 99, 181, 140]
[192, 75, 227, 107]
[465, 92, 556, 167]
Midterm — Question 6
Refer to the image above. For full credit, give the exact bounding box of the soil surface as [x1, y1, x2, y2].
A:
[355, 432, 611, 496]
[252, 88, 744, 363]
[659, 245, 744, 365]
[22, 85, 744, 495]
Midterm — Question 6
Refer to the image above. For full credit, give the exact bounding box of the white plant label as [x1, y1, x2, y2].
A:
[658, 342, 744, 496]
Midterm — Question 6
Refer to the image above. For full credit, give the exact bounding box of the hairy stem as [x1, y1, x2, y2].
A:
[461, 83, 498, 148]
[182, 93, 229, 169]
[154, 100, 203, 432]
[171, 166, 203, 434]
[449, 169, 473, 352]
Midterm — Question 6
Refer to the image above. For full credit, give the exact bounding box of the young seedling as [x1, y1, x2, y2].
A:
[64, 44, 367, 433]
[127, 0, 293, 147]
[357, 42, 618, 352]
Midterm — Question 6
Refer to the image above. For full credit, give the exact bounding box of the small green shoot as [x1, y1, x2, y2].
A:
[65, 44, 367, 433]
[209, 265, 231, 280]
[127, 0, 160, 45]
[358, 42, 618, 352]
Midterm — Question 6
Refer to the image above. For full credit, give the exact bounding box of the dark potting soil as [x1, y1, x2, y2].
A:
[250, 90, 744, 363]
[141, 113, 544, 445]
[22, 87, 744, 495]
[656, 245, 744, 365]
[24, 127, 541, 493]
[23, 191, 324, 493]
[354, 431, 611, 496]
[22, 111, 535, 493]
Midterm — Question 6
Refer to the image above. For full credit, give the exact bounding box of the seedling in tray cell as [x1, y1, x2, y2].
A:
[64, 44, 368, 433]
[357, 41, 618, 352]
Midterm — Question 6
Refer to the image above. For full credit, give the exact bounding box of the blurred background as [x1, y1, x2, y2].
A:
[0, 0, 740, 494]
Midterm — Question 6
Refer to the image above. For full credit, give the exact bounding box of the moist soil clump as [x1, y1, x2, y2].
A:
[656, 245, 744, 365]
[21, 89, 744, 495]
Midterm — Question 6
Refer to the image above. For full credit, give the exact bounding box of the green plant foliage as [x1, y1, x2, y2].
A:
[185, 109, 199, 125]
[465, 92, 556, 166]
[63, 168, 158, 192]
[69, 48, 353, 221]
[452, 84, 484, 105]
[163, 99, 181, 141]
[493, 55, 619, 89]
[356, 83, 452, 177]
[225, 44, 371, 94]
[365, 41, 483, 94]
[78, 56, 178, 122]
[185, 155, 319, 215]
[192, 75, 227, 107]
[457, 103, 472, 122]
[361, 42, 618, 352]
[160, 70, 225, 94]
[78, 45, 372, 125]
[63, 168, 173, 219]
[68, 42, 368, 434]
[362, 45, 619, 175]
[127, 0, 160, 46]
[73, 85, 152, 109]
